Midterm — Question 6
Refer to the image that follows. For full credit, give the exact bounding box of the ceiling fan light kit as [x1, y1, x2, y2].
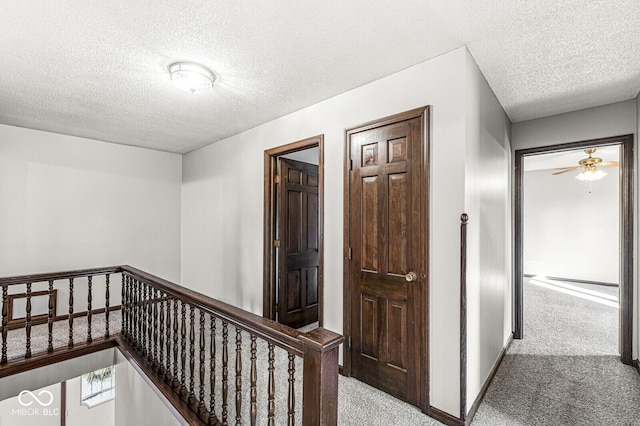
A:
[552, 148, 618, 182]
[575, 168, 607, 182]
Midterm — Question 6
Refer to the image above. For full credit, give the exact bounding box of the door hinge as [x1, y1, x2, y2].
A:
[347, 247, 352, 260]
[348, 336, 352, 349]
[349, 159, 353, 170]
[274, 175, 281, 184]
[274, 239, 280, 248]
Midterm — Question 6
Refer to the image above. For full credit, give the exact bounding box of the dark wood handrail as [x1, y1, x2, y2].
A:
[1, 265, 343, 425]
[0, 266, 122, 286]
[121, 265, 305, 356]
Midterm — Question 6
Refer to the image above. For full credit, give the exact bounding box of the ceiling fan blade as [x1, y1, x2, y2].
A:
[600, 161, 620, 167]
[552, 167, 581, 175]
[554, 165, 580, 170]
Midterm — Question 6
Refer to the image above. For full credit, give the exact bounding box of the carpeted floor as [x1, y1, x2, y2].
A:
[472, 278, 640, 426]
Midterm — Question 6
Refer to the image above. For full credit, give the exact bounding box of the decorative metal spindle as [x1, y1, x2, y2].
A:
[68, 278, 74, 348]
[25, 283, 32, 358]
[105, 273, 110, 338]
[127, 275, 132, 340]
[164, 295, 172, 382]
[267, 343, 275, 426]
[153, 288, 158, 368]
[250, 335, 257, 426]
[188, 305, 196, 406]
[122, 275, 127, 339]
[142, 283, 148, 358]
[139, 280, 145, 352]
[198, 310, 206, 417]
[47, 280, 54, 352]
[235, 327, 242, 425]
[287, 353, 295, 425]
[222, 322, 229, 425]
[133, 279, 140, 348]
[172, 298, 179, 389]
[147, 285, 154, 364]
[180, 301, 187, 398]
[1, 285, 7, 364]
[87, 276, 93, 343]
[158, 291, 165, 375]
[209, 315, 217, 423]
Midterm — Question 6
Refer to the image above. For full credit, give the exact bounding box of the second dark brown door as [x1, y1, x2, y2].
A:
[277, 158, 319, 328]
[347, 110, 427, 408]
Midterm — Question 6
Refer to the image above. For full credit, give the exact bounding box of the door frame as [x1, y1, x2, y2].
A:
[342, 106, 430, 412]
[514, 134, 634, 365]
[263, 135, 324, 326]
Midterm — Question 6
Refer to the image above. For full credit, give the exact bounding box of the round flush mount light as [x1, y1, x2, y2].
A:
[168, 62, 216, 93]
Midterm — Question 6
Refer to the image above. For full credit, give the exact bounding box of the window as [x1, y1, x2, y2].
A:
[81, 366, 115, 407]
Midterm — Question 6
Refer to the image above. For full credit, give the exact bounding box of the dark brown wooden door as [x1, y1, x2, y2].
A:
[348, 113, 426, 408]
[277, 158, 319, 328]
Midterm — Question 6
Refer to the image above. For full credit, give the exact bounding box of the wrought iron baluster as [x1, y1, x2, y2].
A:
[222, 321, 229, 425]
[172, 298, 179, 389]
[105, 273, 110, 338]
[180, 301, 187, 398]
[288, 353, 295, 425]
[87, 276, 92, 343]
[267, 343, 275, 426]
[1, 285, 7, 364]
[122, 275, 127, 339]
[142, 282, 148, 358]
[189, 305, 196, 406]
[25, 283, 32, 358]
[250, 335, 257, 426]
[47, 280, 54, 352]
[159, 291, 165, 375]
[198, 310, 206, 417]
[147, 284, 153, 364]
[68, 278, 74, 348]
[165, 294, 172, 382]
[153, 288, 158, 369]
[132, 279, 137, 348]
[209, 315, 217, 423]
[235, 327, 242, 425]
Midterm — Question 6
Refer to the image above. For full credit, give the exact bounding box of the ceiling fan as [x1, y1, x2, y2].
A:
[552, 148, 619, 181]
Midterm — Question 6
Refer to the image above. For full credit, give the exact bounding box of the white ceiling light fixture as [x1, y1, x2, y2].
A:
[168, 62, 216, 93]
[575, 167, 607, 182]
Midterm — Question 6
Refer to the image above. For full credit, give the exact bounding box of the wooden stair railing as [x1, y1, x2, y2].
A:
[0, 266, 343, 425]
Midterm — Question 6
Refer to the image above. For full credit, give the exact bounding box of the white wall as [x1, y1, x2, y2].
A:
[65, 376, 114, 426]
[0, 383, 61, 426]
[0, 125, 182, 312]
[182, 47, 469, 415]
[512, 99, 637, 359]
[114, 351, 182, 426]
[524, 168, 619, 283]
[463, 50, 512, 413]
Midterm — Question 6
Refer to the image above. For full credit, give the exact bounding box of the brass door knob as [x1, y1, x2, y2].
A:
[405, 271, 418, 282]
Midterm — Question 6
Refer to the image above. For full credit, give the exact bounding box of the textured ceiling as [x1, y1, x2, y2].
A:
[1, 1, 639, 153]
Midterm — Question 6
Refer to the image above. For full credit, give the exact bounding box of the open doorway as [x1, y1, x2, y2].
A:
[263, 135, 323, 329]
[514, 135, 634, 365]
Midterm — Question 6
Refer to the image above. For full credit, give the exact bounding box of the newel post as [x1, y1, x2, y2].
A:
[298, 327, 344, 425]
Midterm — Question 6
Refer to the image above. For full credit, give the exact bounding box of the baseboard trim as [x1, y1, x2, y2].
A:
[633, 359, 640, 375]
[464, 333, 513, 425]
[523, 274, 618, 287]
[428, 406, 464, 426]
